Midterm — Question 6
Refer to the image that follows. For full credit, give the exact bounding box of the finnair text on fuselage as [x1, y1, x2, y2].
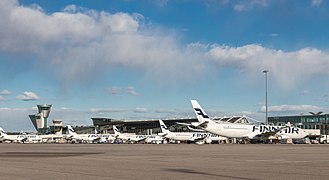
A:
[252, 125, 300, 134]
[192, 133, 222, 138]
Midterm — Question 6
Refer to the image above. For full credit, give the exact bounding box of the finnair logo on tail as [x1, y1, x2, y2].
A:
[194, 108, 209, 118]
[160, 125, 168, 130]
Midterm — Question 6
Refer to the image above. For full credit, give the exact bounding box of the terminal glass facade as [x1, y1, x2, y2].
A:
[268, 114, 329, 133]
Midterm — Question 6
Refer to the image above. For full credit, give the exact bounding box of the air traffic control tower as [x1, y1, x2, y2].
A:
[29, 104, 52, 133]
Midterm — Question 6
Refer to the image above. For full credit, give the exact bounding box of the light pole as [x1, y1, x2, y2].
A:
[263, 70, 269, 125]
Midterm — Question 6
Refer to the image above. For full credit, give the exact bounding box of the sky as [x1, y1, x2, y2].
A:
[0, 0, 329, 131]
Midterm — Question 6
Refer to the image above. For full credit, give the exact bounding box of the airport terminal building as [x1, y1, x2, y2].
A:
[91, 116, 250, 135]
[268, 113, 329, 136]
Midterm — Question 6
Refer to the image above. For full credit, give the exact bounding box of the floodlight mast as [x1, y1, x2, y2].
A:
[263, 70, 269, 125]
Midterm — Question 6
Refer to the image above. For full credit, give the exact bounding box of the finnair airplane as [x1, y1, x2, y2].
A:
[66, 125, 102, 143]
[113, 125, 147, 143]
[144, 135, 165, 144]
[98, 134, 116, 143]
[159, 120, 226, 144]
[187, 100, 307, 141]
[0, 128, 42, 143]
[38, 133, 66, 143]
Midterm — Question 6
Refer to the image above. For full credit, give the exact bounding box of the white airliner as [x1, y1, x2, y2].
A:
[113, 125, 147, 143]
[187, 100, 307, 141]
[66, 125, 102, 143]
[0, 128, 42, 143]
[159, 120, 226, 144]
[98, 134, 116, 143]
[144, 135, 165, 144]
[39, 133, 66, 143]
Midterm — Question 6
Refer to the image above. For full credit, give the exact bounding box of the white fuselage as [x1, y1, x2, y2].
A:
[204, 122, 307, 140]
[116, 134, 146, 142]
[144, 135, 164, 144]
[0, 134, 42, 143]
[164, 132, 226, 142]
[69, 133, 100, 143]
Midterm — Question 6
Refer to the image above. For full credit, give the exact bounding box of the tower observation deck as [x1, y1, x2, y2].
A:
[29, 104, 52, 132]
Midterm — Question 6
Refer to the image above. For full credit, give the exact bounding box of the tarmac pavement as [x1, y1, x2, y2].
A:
[0, 143, 328, 180]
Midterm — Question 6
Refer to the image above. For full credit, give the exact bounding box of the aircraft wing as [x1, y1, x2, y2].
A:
[186, 126, 205, 132]
[158, 132, 168, 137]
[176, 122, 192, 126]
[176, 121, 209, 129]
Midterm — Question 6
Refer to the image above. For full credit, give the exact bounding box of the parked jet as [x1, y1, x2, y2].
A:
[0, 128, 42, 143]
[187, 100, 307, 141]
[113, 125, 147, 143]
[66, 125, 102, 143]
[159, 120, 226, 144]
[144, 135, 165, 144]
[98, 134, 116, 143]
[39, 133, 66, 143]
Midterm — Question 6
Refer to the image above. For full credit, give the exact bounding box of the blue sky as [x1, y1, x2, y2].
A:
[1, 0, 329, 131]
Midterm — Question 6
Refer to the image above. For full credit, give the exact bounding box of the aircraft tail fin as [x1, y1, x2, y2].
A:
[0, 127, 7, 134]
[191, 100, 210, 123]
[159, 120, 170, 133]
[66, 125, 77, 135]
[0, 127, 6, 136]
[112, 125, 120, 135]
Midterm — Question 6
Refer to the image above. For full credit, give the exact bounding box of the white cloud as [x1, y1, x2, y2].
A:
[269, 33, 279, 37]
[0, 96, 5, 101]
[0, 1, 328, 93]
[153, 0, 169, 7]
[89, 108, 127, 114]
[233, 0, 269, 12]
[134, 107, 149, 113]
[311, 0, 323, 7]
[16, 91, 40, 101]
[0, 1, 205, 85]
[126, 86, 138, 96]
[208, 44, 329, 90]
[0, 90, 11, 95]
[108, 86, 138, 96]
[260, 104, 325, 113]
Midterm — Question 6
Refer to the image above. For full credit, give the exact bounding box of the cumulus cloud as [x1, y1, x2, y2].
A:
[1, 0, 328, 92]
[0, 0, 203, 85]
[0, 90, 11, 95]
[16, 91, 40, 101]
[208, 44, 329, 90]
